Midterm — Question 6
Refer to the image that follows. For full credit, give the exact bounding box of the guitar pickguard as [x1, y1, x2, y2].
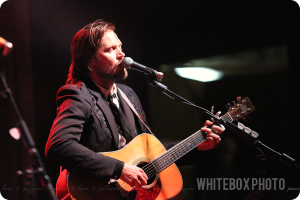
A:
[128, 179, 161, 200]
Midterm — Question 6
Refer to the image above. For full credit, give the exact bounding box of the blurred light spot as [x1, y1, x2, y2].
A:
[174, 67, 223, 82]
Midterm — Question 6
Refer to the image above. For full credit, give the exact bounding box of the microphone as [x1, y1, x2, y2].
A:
[0, 37, 13, 56]
[121, 57, 163, 82]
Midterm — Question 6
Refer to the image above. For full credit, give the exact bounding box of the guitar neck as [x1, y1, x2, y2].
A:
[151, 114, 231, 173]
[150, 96, 254, 173]
[151, 129, 205, 173]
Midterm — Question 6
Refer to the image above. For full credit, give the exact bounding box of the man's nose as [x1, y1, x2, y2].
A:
[118, 48, 125, 58]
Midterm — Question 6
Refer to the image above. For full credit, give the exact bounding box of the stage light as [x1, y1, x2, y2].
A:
[174, 67, 223, 82]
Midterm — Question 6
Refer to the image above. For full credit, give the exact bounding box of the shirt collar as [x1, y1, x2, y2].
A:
[93, 82, 118, 100]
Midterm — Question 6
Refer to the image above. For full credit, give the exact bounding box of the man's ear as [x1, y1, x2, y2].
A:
[88, 56, 95, 69]
[87, 57, 94, 72]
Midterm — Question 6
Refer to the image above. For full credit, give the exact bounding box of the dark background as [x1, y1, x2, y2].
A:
[0, 0, 300, 199]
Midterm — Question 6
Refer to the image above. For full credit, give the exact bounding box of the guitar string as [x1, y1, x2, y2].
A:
[118, 131, 206, 189]
[119, 125, 238, 190]
[228, 102, 247, 118]
[116, 181, 130, 197]
[141, 110, 234, 177]
[143, 130, 203, 174]
[141, 131, 206, 179]
[144, 107, 242, 175]
[119, 133, 205, 187]
[112, 131, 215, 189]
[118, 180, 132, 191]
[118, 115, 236, 189]
[130, 132, 203, 181]
[144, 104, 251, 180]
[143, 133, 205, 180]
[141, 109, 240, 177]
[118, 107, 247, 190]
[143, 110, 236, 176]
[118, 113, 227, 188]
[119, 108, 247, 188]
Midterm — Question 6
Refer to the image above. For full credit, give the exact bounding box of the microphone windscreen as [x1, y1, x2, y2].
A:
[124, 57, 133, 65]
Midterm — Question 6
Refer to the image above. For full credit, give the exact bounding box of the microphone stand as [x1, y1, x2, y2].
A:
[147, 78, 300, 173]
[0, 56, 57, 199]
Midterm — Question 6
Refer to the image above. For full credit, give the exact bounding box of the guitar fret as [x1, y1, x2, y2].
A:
[151, 105, 253, 173]
[220, 113, 233, 122]
[152, 130, 205, 173]
[149, 98, 253, 175]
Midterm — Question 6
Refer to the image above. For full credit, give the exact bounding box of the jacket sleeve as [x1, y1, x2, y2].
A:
[45, 84, 124, 183]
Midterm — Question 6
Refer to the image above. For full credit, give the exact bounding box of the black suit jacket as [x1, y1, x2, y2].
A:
[45, 79, 150, 183]
[46, 78, 201, 185]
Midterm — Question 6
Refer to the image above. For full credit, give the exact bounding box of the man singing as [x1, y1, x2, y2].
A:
[45, 19, 223, 199]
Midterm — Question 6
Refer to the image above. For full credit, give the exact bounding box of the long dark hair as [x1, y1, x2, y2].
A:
[66, 19, 115, 84]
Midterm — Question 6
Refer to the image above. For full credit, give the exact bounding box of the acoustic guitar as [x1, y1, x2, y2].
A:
[57, 97, 255, 200]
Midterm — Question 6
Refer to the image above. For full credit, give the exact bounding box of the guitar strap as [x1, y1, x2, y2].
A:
[118, 88, 154, 136]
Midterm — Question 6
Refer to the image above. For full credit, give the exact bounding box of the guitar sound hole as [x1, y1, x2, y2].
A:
[137, 162, 156, 185]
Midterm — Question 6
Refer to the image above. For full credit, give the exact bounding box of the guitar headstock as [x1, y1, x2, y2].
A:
[225, 96, 255, 122]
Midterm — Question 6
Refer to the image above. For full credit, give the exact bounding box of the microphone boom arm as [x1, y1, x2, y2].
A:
[147, 79, 300, 173]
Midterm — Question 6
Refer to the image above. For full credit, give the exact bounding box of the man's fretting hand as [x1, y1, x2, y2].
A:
[120, 163, 148, 187]
[197, 120, 224, 151]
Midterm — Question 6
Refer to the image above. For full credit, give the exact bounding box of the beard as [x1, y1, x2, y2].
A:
[95, 62, 128, 81]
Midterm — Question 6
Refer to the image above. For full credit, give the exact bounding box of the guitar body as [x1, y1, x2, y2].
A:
[57, 133, 183, 200]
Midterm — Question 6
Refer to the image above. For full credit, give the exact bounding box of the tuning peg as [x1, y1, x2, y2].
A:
[211, 106, 214, 114]
[210, 106, 215, 122]
[236, 96, 241, 102]
[251, 131, 259, 138]
[244, 126, 251, 134]
[238, 122, 245, 130]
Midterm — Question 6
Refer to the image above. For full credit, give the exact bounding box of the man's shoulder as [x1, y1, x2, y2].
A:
[59, 82, 81, 90]
[56, 82, 83, 96]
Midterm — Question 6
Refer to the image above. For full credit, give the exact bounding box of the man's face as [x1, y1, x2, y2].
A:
[90, 29, 127, 81]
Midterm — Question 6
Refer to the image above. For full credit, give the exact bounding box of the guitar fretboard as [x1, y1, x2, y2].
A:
[151, 130, 206, 173]
[150, 114, 231, 173]
[143, 97, 254, 180]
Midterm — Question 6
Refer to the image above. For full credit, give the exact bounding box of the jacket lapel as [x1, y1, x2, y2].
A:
[85, 81, 120, 149]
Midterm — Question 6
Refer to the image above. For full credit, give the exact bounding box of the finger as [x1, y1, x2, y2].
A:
[201, 127, 213, 133]
[206, 133, 221, 144]
[134, 178, 141, 188]
[203, 120, 213, 127]
[206, 132, 220, 141]
[141, 171, 148, 182]
[139, 168, 148, 179]
[129, 181, 135, 187]
[205, 136, 214, 143]
[139, 174, 147, 186]
[201, 126, 223, 135]
[212, 125, 224, 135]
[140, 171, 148, 185]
